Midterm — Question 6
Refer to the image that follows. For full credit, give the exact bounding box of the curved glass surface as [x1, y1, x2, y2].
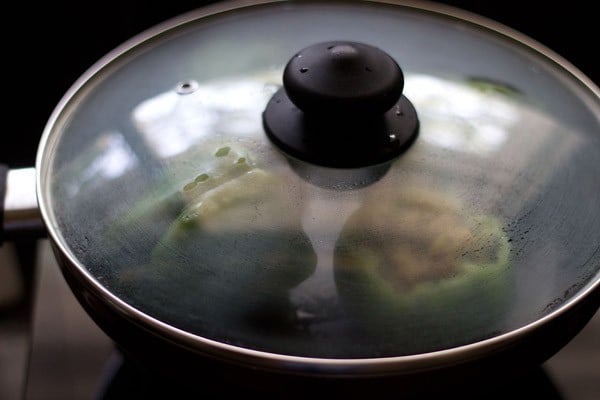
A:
[41, 1, 600, 358]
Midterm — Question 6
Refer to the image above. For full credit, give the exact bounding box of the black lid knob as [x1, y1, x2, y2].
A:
[283, 42, 404, 116]
[263, 41, 419, 168]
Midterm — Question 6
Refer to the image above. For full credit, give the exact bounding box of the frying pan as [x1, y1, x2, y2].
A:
[2, 0, 599, 396]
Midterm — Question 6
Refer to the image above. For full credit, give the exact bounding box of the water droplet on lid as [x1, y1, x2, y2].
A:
[215, 146, 231, 157]
[195, 173, 209, 183]
[183, 181, 198, 191]
[300, 67, 309, 73]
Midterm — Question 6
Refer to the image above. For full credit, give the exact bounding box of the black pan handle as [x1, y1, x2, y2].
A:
[1, 165, 45, 244]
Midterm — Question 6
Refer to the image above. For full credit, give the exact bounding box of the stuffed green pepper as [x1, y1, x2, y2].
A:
[135, 143, 318, 343]
[334, 186, 512, 354]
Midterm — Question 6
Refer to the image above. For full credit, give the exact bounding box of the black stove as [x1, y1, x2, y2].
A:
[95, 350, 564, 399]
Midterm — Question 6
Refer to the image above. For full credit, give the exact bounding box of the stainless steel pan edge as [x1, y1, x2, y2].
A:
[33, 0, 600, 379]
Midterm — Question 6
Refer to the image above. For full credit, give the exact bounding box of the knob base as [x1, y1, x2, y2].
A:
[263, 88, 419, 168]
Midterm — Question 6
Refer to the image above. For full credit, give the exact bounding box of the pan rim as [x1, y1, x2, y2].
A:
[34, 0, 600, 377]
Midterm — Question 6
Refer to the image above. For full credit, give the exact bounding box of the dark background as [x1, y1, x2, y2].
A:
[3, 0, 597, 168]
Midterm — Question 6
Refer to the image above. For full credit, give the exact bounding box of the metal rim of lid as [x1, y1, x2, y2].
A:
[35, 0, 600, 376]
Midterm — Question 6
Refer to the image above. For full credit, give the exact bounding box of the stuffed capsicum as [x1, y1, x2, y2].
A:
[137, 143, 317, 343]
[334, 186, 512, 354]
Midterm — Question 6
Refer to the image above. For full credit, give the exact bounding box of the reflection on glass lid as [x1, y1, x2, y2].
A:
[43, 1, 600, 359]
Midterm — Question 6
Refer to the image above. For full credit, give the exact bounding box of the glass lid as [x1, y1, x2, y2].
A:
[39, 0, 600, 359]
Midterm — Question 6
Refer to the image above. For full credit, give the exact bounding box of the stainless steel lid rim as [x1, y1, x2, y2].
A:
[34, 0, 600, 375]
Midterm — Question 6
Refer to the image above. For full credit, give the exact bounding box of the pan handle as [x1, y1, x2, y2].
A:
[0, 164, 7, 244]
[1, 165, 45, 244]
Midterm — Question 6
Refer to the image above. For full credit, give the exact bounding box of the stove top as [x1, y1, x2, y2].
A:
[24, 240, 600, 399]
[95, 351, 564, 399]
